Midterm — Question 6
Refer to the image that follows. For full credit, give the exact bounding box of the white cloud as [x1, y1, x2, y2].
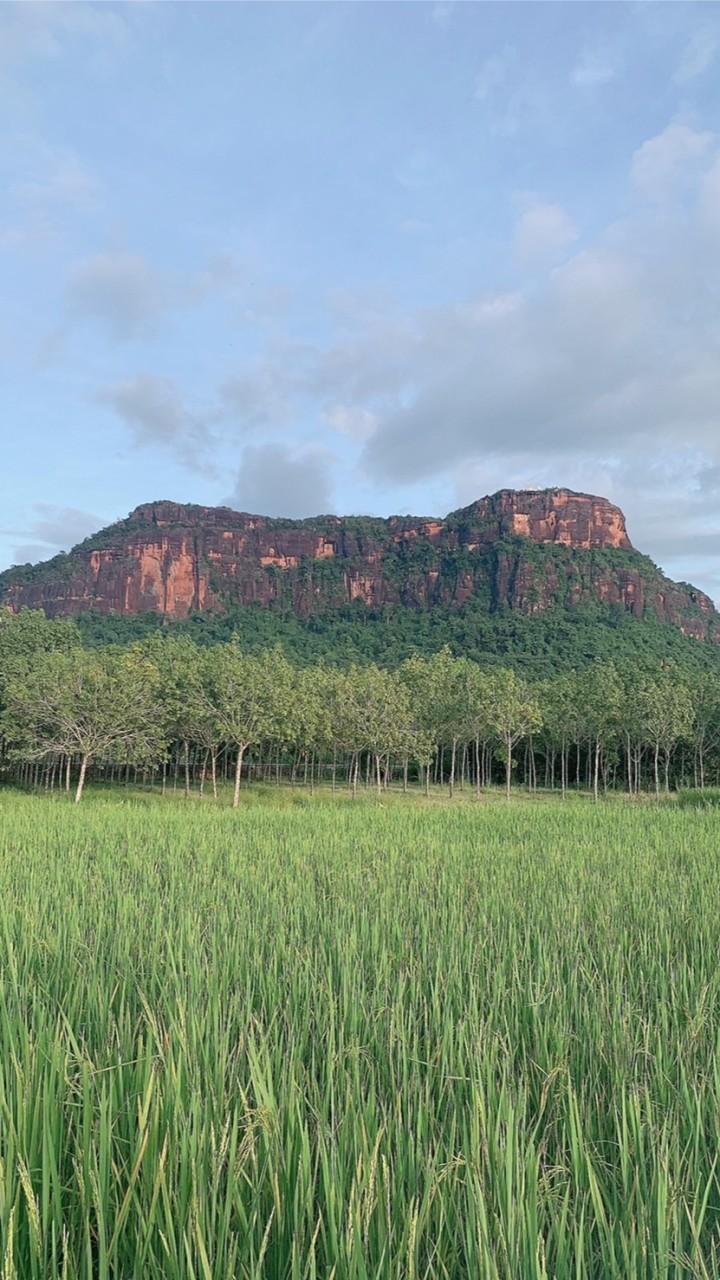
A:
[631, 122, 715, 203]
[96, 374, 216, 472]
[2, 503, 102, 565]
[699, 154, 720, 237]
[219, 365, 294, 433]
[229, 443, 334, 518]
[431, 3, 455, 29]
[514, 201, 579, 261]
[324, 405, 378, 442]
[66, 252, 170, 341]
[0, 140, 99, 253]
[64, 249, 246, 342]
[674, 27, 718, 84]
[474, 46, 515, 101]
[0, 3, 130, 68]
[249, 123, 717, 524]
[571, 43, 615, 87]
[28, 503, 101, 548]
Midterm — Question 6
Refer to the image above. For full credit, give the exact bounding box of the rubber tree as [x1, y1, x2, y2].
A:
[1, 644, 163, 801]
[146, 633, 216, 797]
[578, 662, 623, 801]
[633, 667, 694, 795]
[488, 668, 543, 799]
[400, 648, 469, 796]
[205, 642, 280, 807]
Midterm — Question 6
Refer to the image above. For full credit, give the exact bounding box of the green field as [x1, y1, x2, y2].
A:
[1, 790, 719, 1278]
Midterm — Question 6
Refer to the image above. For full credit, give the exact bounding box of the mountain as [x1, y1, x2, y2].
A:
[0, 488, 717, 644]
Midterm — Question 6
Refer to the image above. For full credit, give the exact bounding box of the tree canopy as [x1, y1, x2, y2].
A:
[2, 610, 720, 801]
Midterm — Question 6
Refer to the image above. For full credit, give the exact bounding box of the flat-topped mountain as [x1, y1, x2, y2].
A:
[1, 488, 717, 641]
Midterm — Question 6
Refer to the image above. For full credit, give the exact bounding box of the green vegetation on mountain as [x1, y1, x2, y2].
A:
[70, 595, 720, 680]
[1, 491, 716, 650]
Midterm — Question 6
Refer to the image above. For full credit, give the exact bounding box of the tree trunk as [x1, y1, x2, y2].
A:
[449, 737, 457, 798]
[211, 751, 218, 800]
[233, 745, 246, 809]
[654, 742, 660, 797]
[506, 739, 512, 800]
[75, 754, 89, 804]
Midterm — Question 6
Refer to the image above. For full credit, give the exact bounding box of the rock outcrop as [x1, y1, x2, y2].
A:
[1, 488, 717, 641]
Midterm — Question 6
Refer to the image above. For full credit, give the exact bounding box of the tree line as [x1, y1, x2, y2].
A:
[1, 609, 719, 802]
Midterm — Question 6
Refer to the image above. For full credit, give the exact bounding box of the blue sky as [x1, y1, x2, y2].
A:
[3, 2, 720, 600]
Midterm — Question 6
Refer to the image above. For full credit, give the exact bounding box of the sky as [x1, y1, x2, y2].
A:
[2, 2, 720, 602]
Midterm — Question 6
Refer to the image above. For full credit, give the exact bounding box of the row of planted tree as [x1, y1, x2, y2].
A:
[1, 613, 719, 802]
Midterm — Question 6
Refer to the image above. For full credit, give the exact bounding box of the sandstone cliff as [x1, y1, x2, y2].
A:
[1, 488, 716, 641]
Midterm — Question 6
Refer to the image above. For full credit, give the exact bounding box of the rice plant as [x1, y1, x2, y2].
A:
[0, 791, 718, 1277]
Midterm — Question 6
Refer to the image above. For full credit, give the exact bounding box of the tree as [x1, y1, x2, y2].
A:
[487, 669, 542, 799]
[0, 608, 80, 706]
[327, 665, 410, 795]
[458, 660, 494, 796]
[537, 672, 580, 795]
[688, 673, 720, 790]
[400, 648, 469, 795]
[147, 635, 215, 797]
[578, 662, 623, 801]
[2, 645, 163, 802]
[205, 643, 281, 807]
[633, 668, 694, 795]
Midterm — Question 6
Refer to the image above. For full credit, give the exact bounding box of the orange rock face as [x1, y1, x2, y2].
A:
[467, 489, 632, 550]
[1, 489, 716, 641]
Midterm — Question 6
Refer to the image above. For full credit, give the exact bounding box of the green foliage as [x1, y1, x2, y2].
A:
[5, 606, 720, 801]
[71, 596, 720, 680]
[1, 644, 164, 801]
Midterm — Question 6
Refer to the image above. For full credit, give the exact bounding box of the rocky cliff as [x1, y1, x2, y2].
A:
[1, 488, 717, 641]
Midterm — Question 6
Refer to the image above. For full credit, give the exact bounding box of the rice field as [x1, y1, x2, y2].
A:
[0, 789, 719, 1278]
